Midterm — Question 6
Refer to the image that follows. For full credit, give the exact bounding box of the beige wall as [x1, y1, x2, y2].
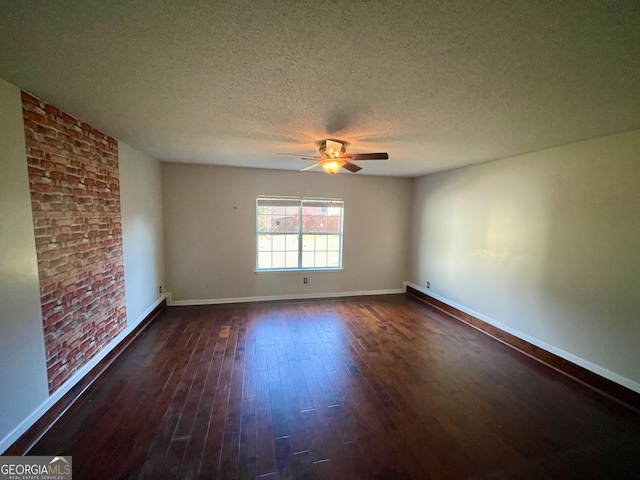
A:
[0, 79, 49, 444]
[410, 130, 640, 390]
[162, 163, 412, 302]
[120, 142, 165, 323]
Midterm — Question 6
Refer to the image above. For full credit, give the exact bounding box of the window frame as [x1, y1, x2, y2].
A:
[255, 196, 344, 272]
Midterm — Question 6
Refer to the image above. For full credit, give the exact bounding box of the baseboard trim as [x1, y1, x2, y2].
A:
[167, 288, 405, 306]
[3, 297, 167, 455]
[405, 283, 640, 412]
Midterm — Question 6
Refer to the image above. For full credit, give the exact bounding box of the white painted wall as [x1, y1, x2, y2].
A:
[0, 79, 49, 446]
[410, 130, 640, 390]
[162, 164, 412, 302]
[119, 142, 165, 325]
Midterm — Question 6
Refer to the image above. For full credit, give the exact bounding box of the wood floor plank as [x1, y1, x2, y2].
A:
[74, 310, 199, 478]
[197, 318, 240, 479]
[116, 311, 212, 479]
[221, 312, 247, 443]
[27, 295, 640, 479]
[174, 311, 228, 480]
[238, 396, 258, 480]
[136, 315, 211, 479]
[255, 370, 276, 475]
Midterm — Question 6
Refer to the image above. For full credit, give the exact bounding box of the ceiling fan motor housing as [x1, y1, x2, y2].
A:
[319, 140, 346, 158]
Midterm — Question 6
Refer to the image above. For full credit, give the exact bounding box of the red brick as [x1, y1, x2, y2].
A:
[21, 90, 40, 104]
[60, 111, 77, 123]
[29, 148, 46, 158]
[27, 111, 46, 123]
[40, 143, 60, 155]
[44, 104, 61, 116]
[46, 310, 65, 326]
[23, 92, 125, 394]
[36, 123, 57, 136]
[46, 210, 66, 218]
[28, 166, 46, 177]
[33, 183, 53, 193]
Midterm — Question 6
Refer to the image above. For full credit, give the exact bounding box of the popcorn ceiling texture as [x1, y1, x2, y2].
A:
[22, 91, 126, 393]
[1, 1, 639, 177]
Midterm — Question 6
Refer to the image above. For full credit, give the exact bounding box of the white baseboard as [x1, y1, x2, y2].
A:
[167, 288, 405, 306]
[404, 281, 640, 394]
[0, 294, 167, 454]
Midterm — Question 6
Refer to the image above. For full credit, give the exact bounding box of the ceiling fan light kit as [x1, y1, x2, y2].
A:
[320, 158, 345, 175]
[280, 139, 389, 175]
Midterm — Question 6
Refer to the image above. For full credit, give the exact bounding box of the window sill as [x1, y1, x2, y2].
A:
[255, 268, 343, 273]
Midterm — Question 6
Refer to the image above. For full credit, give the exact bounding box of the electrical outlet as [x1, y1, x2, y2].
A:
[159, 286, 162, 294]
[426, 282, 430, 289]
[303, 277, 308, 284]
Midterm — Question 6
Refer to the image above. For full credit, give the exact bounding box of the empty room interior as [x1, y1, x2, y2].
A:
[1, 1, 639, 478]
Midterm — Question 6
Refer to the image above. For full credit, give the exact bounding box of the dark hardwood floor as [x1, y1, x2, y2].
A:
[29, 295, 640, 479]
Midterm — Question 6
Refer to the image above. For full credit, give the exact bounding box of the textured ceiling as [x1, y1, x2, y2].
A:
[1, 0, 639, 177]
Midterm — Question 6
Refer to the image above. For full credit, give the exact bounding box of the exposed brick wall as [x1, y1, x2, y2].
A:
[22, 91, 126, 393]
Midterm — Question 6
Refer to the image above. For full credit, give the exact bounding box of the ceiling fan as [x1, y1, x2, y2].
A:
[280, 140, 389, 175]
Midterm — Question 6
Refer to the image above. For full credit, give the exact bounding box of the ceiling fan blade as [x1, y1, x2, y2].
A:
[342, 161, 362, 173]
[343, 152, 389, 161]
[278, 153, 321, 159]
[300, 162, 321, 172]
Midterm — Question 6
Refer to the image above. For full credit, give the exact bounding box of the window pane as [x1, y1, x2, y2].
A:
[258, 252, 272, 269]
[282, 215, 296, 232]
[314, 215, 327, 232]
[272, 216, 284, 232]
[302, 252, 314, 268]
[302, 234, 314, 251]
[286, 207, 300, 232]
[326, 215, 341, 233]
[302, 210, 314, 231]
[258, 234, 271, 251]
[327, 251, 340, 267]
[257, 214, 271, 232]
[272, 251, 285, 269]
[272, 234, 285, 251]
[285, 251, 298, 268]
[314, 251, 327, 268]
[315, 235, 327, 251]
[258, 212, 298, 233]
[286, 234, 298, 251]
[327, 235, 340, 250]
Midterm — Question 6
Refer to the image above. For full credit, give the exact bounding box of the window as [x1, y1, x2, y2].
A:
[256, 196, 344, 271]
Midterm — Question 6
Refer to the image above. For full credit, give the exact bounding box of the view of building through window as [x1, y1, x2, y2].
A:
[256, 197, 344, 270]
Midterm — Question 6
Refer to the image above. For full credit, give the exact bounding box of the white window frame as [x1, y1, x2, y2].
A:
[256, 196, 344, 271]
